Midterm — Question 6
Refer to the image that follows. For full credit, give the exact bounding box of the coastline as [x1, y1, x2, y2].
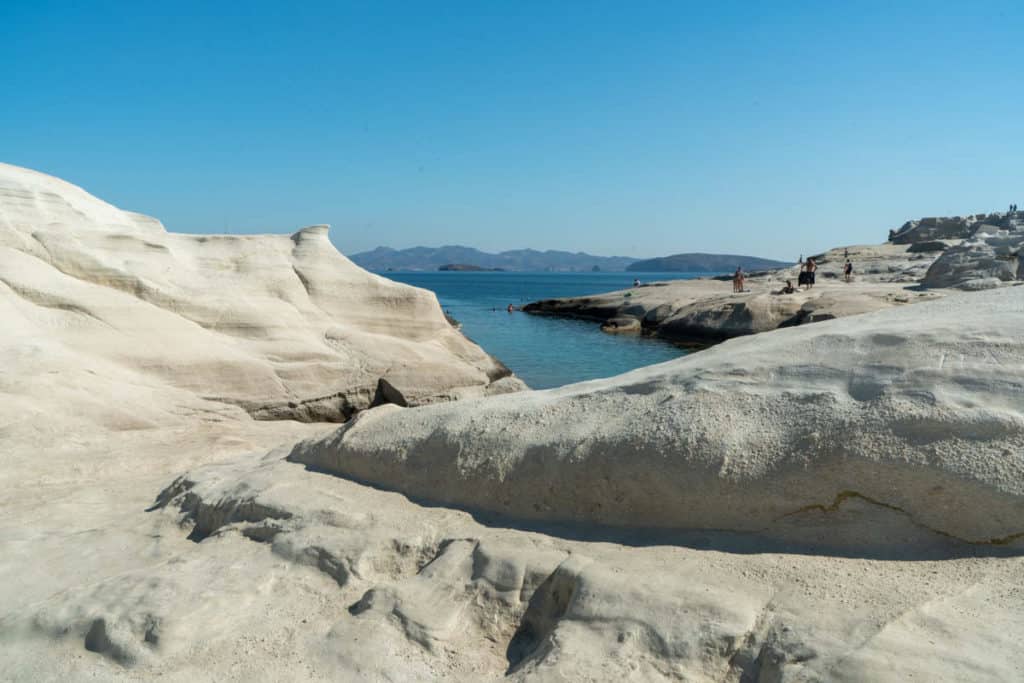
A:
[523, 242, 946, 344]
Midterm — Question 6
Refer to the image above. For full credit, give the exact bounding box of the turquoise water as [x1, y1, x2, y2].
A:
[381, 271, 710, 389]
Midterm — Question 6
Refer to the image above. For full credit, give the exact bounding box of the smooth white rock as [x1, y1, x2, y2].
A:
[290, 286, 1024, 547]
[0, 162, 523, 425]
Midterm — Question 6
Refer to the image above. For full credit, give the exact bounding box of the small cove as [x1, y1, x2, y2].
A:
[381, 271, 710, 389]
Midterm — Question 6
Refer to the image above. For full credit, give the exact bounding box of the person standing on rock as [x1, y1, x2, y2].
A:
[798, 255, 815, 288]
[844, 259, 853, 283]
[733, 267, 745, 293]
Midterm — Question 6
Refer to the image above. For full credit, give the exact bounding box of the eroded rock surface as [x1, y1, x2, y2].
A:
[922, 213, 1024, 290]
[290, 286, 1024, 549]
[0, 162, 523, 426]
[3, 167, 1023, 682]
[524, 243, 945, 342]
[889, 214, 995, 244]
[143, 433, 1024, 681]
[888, 211, 1021, 245]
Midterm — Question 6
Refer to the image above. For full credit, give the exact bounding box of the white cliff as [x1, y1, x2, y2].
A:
[1, 167, 1022, 682]
[0, 162, 523, 427]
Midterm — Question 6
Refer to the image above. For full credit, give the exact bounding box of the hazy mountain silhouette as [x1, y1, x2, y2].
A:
[351, 246, 637, 272]
[627, 253, 790, 273]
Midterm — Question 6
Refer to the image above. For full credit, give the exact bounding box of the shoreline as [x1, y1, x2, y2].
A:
[523, 242, 947, 343]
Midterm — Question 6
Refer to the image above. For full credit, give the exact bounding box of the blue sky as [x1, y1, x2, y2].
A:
[2, 1, 1021, 260]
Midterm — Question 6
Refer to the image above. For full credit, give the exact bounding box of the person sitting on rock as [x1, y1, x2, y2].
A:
[844, 260, 853, 283]
[633, 278, 641, 287]
[777, 279, 796, 294]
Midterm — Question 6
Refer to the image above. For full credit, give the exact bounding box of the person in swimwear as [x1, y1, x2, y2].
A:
[804, 257, 817, 289]
[733, 267, 745, 293]
[777, 279, 796, 294]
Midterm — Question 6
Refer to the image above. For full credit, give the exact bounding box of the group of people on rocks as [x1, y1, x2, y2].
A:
[731, 250, 856, 296]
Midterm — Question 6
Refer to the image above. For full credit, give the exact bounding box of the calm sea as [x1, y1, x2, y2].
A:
[381, 271, 711, 389]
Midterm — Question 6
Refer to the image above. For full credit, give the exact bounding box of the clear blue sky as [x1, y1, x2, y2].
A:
[2, 1, 1021, 260]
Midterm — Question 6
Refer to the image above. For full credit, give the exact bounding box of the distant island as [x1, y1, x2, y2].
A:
[627, 253, 791, 273]
[438, 263, 504, 272]
[351, 245, 637, 272]
[353, 245, 789, 274]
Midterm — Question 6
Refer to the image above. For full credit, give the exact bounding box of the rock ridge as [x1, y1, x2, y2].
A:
[0, 162, 525, 427]
[287, 286, 1024, 549]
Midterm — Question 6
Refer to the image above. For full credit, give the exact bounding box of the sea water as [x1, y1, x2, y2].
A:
[381, 271, 711, 389]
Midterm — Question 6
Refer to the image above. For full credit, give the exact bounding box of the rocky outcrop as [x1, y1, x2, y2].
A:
[288, 286, 1024, 549]
[524, 243, 947, 342]
[0, 163, 524, 426]
[131, 283, 1024, 681]
[599, 316, 641, 333]
[922, 213, 1024, 290]
[6, 166, 1024, 682]
[889, 213, 995, 244]
[142, 438, 1024, 681]
[888, 211, 1021, 245]
[907, 240, 951, 253]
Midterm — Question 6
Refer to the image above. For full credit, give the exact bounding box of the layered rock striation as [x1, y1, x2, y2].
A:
[0, 162, 523, 426]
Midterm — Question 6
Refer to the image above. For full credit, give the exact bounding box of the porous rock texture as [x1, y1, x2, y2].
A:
[0, 162, 523, 424]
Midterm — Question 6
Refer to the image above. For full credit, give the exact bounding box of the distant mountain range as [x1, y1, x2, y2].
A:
[350, 245, 789, 273]
[626, 253, 791, 273]
[350, 246, 637, 272]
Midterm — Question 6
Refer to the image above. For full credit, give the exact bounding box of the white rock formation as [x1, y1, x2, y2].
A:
[288, 286, 1024, 548]
[0, 162, 523, 425]
[524, 243, 946, 342]
[142, 285, 1024, 681]
[888, 213, 998, 244]
[922, 213, 1024, 289]
[2, 165, 1022, 681]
